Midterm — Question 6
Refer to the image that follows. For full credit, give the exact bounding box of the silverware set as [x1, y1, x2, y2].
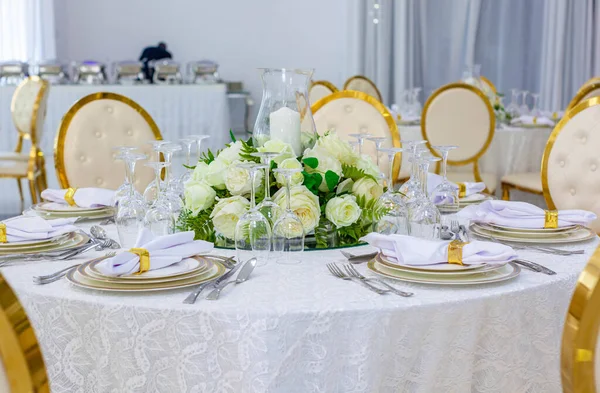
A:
[183, 256, 252, 304]
[327, 263, 413, 296]
[33, 252, 117, 285]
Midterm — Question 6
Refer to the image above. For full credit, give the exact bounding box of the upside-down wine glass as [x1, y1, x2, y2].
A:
[365, 136, 387, 167]
[374, 147, 409, 235]
[116, 152, 148, 248]
[519, 90, 530, 116]
[398, 140, 427, 199]
[348, 133, 373, 155]
[234, 163, 272, 267]
[146, 140, 168, 161]
[272, 167, 304, 264]
[429, 145, 459, 217]
[143, 140, 169, 204]
[179, 137, 197, 186]
[144, 161, 175, 236]
[112, 146, 141, 205]
[251, 152, 283, 226]
[506, 89, 520, 119]
[189, 134, 210, 163]
[530, 93, 541, 118]
[157, 142, 184, 219]
[409, 154, 442, 239]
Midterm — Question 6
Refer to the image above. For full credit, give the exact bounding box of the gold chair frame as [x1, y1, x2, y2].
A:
[578, 77, 600, 93]
[567, 82, 600, 112]
[480, 76, 497, 94]
[310, 80, 338, 94]
[1, 77, 49, 206]
[421, 82, 496, 193]
[500, 176, 543, 201]
[0, 274, 49, 392]
[54, 92, 162, 188]
[311, 90, 402, 181]
[343, 75, 383, 102]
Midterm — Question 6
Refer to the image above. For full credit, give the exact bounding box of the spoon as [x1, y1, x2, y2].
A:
[90, 225, 120, 249]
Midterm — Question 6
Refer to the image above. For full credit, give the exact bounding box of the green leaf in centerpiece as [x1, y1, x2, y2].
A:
[342, 164, 376, 181]
[229, 129, 237, 142]
[303, 157, 319, 169]
[302, 171, 322, 195]
[325, 170, 340, 191]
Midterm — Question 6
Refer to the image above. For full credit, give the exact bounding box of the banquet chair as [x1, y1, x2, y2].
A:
[561, 244, 600, 393]
[311, 90, 402, 181]
[421, 82, 496, 193]
[54, 92, 162, 193]
[578, 76, 600, 92]
[309, 80, 338, 106]
[0, 77, 50, 206]
[343, 75, 383, 102]
[0, 274, 50, 392]
[479, 76, 497, 94]
[542, 96, 600, 233]
[567, 82, 600, 111]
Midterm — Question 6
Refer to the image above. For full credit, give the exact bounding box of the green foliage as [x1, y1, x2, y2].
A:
[229, 129, 237, 142]
[240, 137, 260, 163]
[303, 157, 318, 169]
[302, 171, 322, 195]
[176, 208, 216, 242]
[324, 170, 340, 192]
[342, 164, 376, 182]
[314, 218, 332, 249]
[200, 149, 219, 165]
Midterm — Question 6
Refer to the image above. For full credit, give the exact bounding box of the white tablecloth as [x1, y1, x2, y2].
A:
[0, 84, 231, 213]
[1, 220, 594, 393]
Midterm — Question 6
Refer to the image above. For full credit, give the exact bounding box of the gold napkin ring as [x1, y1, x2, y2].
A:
[533, 117, 538, 125]
[448, 240, 468, 265]
[64, 188, 78, 207]
[0, 223, 6, 243]
[544, 210, 558, 229]
[457, 183, 467, 198]
[130, 248, 150, 275]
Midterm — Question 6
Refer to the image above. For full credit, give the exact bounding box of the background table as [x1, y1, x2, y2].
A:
[0, 84, 231, 214]
[1, 221, 594, 392]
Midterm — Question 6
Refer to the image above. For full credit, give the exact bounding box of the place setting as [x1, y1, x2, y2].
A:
[25, 187, 116, 221]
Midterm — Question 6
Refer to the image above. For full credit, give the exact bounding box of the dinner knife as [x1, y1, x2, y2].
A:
[205, 257, 257, 300]
[183, 256, 242, 304]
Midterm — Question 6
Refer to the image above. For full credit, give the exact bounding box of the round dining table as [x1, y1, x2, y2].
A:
[1, 221, 595, 393]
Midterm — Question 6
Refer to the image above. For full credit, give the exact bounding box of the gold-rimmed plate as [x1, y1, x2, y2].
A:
[472, 223, 581, 239]
[376, 254, 506, 276]
[483, 222, 579, 234]
[35, 202, 107, 213]
[378, 253, 486, 272]
[0, 232, 90, 255]
[28, 208, 115, 221]
[0, 232, 71, 248]
[470, 223, 596, 244]
[368, 260, 521, 285]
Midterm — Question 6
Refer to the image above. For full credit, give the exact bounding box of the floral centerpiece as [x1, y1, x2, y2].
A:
[176, 131, 388, 248]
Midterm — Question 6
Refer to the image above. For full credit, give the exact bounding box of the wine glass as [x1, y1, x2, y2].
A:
[519, 91, 530, 116]
[234, 163, 272, 267]
[429, 145, 459, 216]
[272, 167, 305, 264]
[398, 139, 427, 199]
[144, 161, 175, 236]
[506, 88, 520, 119]
[146, 140, 168, 161]
[374, 148, 409, 235]
[189, 134, 210, 163]
[116, 152, 148, 248]
[349, 140, 359, 152]
[365, 136, 387, 167]
[179, 137, 197, 186]
[348, 133, 373, 155]
[530, 93, 541, 118]
[409, 154, 442, 239]
[155, 143, 185, 219]
[112, 146, 141, 205]
[251, 152, 283, 226]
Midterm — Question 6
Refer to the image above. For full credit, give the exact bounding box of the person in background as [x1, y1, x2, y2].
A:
[139, 41, 172, 82]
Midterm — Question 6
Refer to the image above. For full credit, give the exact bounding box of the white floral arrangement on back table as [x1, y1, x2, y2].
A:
[176, 131, 388, 248]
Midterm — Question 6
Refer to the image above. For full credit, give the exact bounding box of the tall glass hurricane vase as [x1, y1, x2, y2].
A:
[253, 68, 317, 156]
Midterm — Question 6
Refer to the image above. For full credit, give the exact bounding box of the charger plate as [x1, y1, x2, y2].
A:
[35, 202, 106, 212]
[470, 223, 595, 244]
[376, 254, 506, 276]
[0, 232, 89, 255]
[484, 222, 579, 234]
[0, 232, 71, 248]
[378, 253, 485, 272]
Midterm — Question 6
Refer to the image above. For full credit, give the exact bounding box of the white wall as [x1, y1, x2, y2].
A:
[53, 0, 354, 127]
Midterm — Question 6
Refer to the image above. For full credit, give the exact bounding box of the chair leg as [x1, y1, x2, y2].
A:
[16, 179, 24, 211]
[36, 175, 44, 202]
[39, 155, 48, 190]
[501, 183, 511, 201]
[28, 178, 38, 205]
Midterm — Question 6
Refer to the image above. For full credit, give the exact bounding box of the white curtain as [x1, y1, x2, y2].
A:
[0, 0, 56, 62]
[348, 0, 600, 110]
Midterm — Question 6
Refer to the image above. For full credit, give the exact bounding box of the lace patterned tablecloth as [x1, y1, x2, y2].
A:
[1, 222, 594, 393]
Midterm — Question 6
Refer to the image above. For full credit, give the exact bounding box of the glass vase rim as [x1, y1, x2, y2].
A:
[257, 67, 314, 76]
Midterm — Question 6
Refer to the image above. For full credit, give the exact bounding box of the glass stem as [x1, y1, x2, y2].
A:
[196, 141, 201, 162]
[249, 169, 257, 208]
[154, 167, 162, 200]
[126, 160, 136, 195]
[387, 152, 395, 190]
[420, 162, 430, 195]
[185, 145, 191, 167]
[264, 160, 271, 199]
[375, 143, 381, 167]
[442, 151, 448, 180]
[285, 175, 292, 211]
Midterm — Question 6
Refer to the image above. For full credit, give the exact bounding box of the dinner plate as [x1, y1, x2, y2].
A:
[66, 260, 226, 292]
[368, 260, 521, 285]
[375, 254, 506, 276]
[35, 202, 107, 212]
[378, 253, 486, 272]
[472, 223, 581, 239]
[0, 232, 90, 255]
[0, 231, 71, 248]
[28, 208, 115, 221]
[470, 223, 596, 244]
[484, 222, 578, 234]
[86, 256, 212, 282]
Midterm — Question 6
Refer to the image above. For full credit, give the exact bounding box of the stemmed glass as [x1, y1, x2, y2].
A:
[144, 161, 175, 236]
[234, 163, 272, 267]
[112, 146, 141, 205]
[189, 134, 210, 163]
[143, 140, 169, 203]
[365, 136, 387, 167]
[506, 89, 520, 119]
[530, 93, 541, 118]
[251, 152, 283, 226]
[156, 143, 185, 218]
[349, 140, 359, 153]
[348, 133, 373, 155]
[398, 140, 427, 199]
[409, 154, 442, 239]
[429, 145, 459, 216]
[116, 152, 148, 248]
[374, 148, 409, 235]
[272, 168, 305, 264]
[146, 140, 168, 161]
[519, 91, 530, 116]
[179, 137, 197, 186]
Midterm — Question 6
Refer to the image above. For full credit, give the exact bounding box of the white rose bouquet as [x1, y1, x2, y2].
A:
[177, 131, 390, 248]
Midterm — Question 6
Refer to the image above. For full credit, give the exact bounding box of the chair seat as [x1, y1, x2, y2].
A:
[0, 161, 28, 176]
[446, 171, 497, 193]
[501, 172, 542, 193]
[0, 152, 29, 161]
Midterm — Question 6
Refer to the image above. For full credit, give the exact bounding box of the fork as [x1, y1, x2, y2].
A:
[451, 220, 466, 242]
[326, 263, 386, 294]
[343, 264, 413, 297]
[340, 250, 379, 263]
[33, 251, 117, 285]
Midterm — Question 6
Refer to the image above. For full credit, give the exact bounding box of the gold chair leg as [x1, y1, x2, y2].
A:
[501, 183, 511, 201]
[28, 178, 38, 205]
[36, 175, 44, 202]
[39, 154, 48, 190]
[16, 179, 24, 210]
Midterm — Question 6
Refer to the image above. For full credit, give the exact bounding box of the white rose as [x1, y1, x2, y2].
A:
[274, 158, 304, 187]
[352, 154, 381, 179]
[204, 159, 227, 190]
[257, 139, 295, 164]
[273, 185, 320, 234]
[336, 178, 354, 195]
[316, 131, 358, 165]
[191, 162, 209, 182]
[217, 141, 243, 164]
[184, 180, 216, 215]
[352, 177, 383, 202]
[325, 195, 362, 228]
[302, 146, 343, 192]
[225, 160, 264, 196]
[210, 196, 250, 240]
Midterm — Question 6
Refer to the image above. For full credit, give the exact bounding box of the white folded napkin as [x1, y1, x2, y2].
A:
[41, 188, 115, 208]
[457, 200, 597, 228]
[361, 232, 516, 266]
[542, 110, 564, 121]
[1, 216, 78, 243]
[95, 228, 214, 277]
[427, 173, 485, 204]
[510, 115, 554, 127]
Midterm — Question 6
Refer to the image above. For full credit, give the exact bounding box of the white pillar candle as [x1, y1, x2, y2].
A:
[269, 107, 302, 156]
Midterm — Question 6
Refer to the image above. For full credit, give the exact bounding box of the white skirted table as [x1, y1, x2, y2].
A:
[0, 84, 231, 213]
[1, 221, 594, 393]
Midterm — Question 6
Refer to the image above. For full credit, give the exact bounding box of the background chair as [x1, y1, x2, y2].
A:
[54, 92, 162, 192]
[0, 76, 50, 206]
[421, 82, 496, 193]
[0, 274, 49, 392]
[343, 75, 383, 102]
[480, 75, 497, 94]
[309, 80, 338, 106]
[542, 96, 600, 233]
[311, 90, 402, 181]
[567, 82, 600, 111]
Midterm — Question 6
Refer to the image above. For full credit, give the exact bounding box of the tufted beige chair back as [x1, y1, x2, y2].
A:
[309, 80, 337, 105]
[343, 75, 383, 102]
[542, 97, 600, 233]
[567, 83, 600, 111]
[311, 90, 401, 180]
[11, 76, 50, 145]
[55, 92, 162, 192]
